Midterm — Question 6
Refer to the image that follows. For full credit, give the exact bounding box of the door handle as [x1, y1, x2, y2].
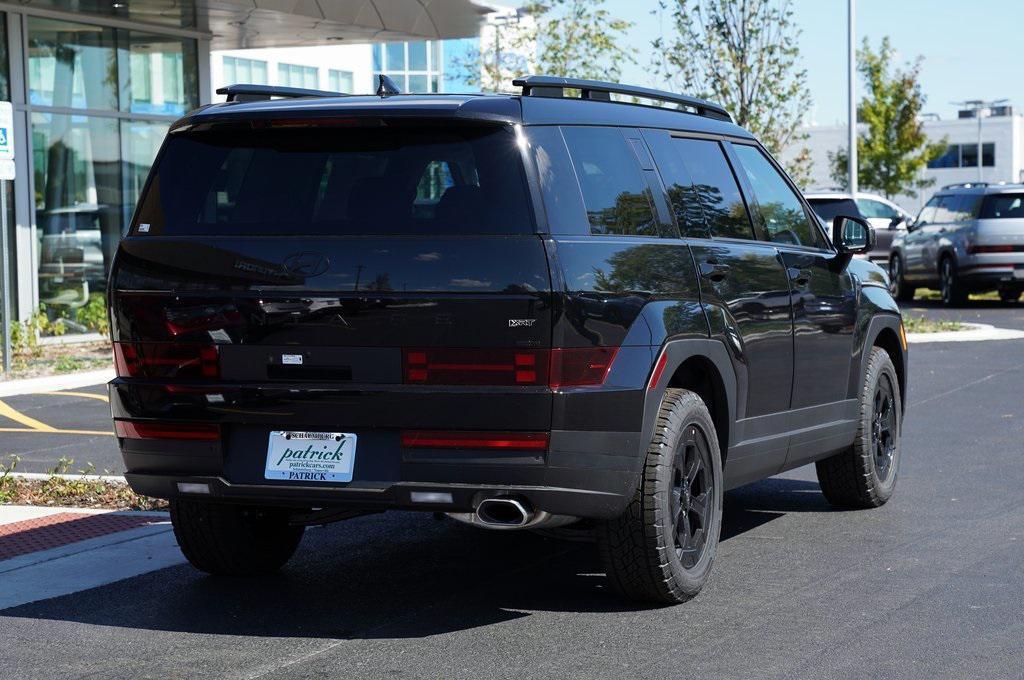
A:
[788, 267, 812, 286]
[699, 260, 730, 282]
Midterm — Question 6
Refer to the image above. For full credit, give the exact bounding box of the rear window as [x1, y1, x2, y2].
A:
[979, 194, 1024, 220]
[133, 125, 534, 236]
[808, 198, 860, 223]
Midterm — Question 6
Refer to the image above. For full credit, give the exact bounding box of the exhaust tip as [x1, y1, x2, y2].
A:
[476, 497, 531, 526]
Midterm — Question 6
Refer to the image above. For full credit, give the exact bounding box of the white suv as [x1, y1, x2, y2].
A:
[805, 191, 912, 264]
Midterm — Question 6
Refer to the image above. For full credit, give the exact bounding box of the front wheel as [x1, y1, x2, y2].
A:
[597, 389, 723, 604]
[940, 257, 967, 307]
[816, 347, 902, 508]
[889, 255, 915, 302]
[170, 500, 305, 576]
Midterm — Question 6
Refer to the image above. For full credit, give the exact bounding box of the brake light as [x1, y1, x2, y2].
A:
[401, 430, 549, 451]
[113, 342, 219, 379]
[967, 244, 1017, 254]
[549, 347, 618, 388]
[402, 347, 618, 388]
[114, 421, 220, 441]
[403, 348, 549, 386]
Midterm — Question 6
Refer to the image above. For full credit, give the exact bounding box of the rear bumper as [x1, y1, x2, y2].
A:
[958, 265, 1024, 290]
[121, 428, 641, 519]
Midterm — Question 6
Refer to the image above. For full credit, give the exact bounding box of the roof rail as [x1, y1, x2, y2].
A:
[512, 75, 732, 122]
[217, 84, 345, 103]
[941, 182, 989, 190]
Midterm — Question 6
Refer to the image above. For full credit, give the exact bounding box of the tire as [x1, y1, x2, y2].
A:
[816, 347, 902, 509]
[597, 389, 724, 605]
[889, 255, 915, 302]
[939, 256, 967, 307]
[170, 499, 304, 576]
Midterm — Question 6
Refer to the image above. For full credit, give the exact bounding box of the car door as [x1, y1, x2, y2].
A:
[904, 196, 941, 277]
[920, 195, 960, 276]
[729, 142, 859, 464]
[645, 132, 796, 486]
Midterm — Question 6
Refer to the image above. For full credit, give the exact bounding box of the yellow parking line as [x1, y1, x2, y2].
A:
[0, 399, 57, 432]
[40, 390, 110, 403]
[0, 427, 113, 436]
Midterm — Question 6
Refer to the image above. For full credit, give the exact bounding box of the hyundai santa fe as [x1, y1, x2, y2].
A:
[108, 75, 908, 604]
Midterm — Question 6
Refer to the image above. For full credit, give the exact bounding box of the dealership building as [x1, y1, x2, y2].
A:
[0, 0, 493, 332]
[788, 107, 1024, 214]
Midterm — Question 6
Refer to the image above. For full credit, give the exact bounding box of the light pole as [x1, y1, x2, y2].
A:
[486, 9, 522, 92]
[847, 0, 858, 196]
[952, 99, 1008, 182]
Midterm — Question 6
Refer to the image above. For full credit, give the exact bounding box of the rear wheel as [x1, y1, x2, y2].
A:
[816, 347, 902, 508]
[170, 499, 304, 576]
[889, 255, 915, 302]
[939, 256, 967, 307]
[597, 389, 723, 604]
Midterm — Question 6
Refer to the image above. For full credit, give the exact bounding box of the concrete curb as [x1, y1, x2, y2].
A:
[906, 322, 1024, 344]
[7, 471, 127, 484]
[0, 368, 115, 397]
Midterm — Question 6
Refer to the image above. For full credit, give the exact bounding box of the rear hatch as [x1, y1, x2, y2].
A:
[110, 119, 555, 446]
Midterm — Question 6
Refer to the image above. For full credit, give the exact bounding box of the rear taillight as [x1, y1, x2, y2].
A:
[401, 347, 617, 388]
[403, 348, 549, 386]
[113, 342, 219, 379]
[967, 244, 1018, 254]
[401, 430, 549, 451]
[114, 420, 220, 441]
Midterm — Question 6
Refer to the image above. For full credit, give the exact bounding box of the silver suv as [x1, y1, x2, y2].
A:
[890, 183, 1024, 306]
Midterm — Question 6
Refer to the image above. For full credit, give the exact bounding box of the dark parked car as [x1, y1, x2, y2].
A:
[109, 76, 908, 604]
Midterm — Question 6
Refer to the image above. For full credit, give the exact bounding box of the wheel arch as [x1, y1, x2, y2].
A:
[641, 339, 737, 467]
[860, 315, 907, 412]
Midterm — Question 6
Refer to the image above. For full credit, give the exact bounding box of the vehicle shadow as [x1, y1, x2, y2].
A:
[4, 477, 837, 639]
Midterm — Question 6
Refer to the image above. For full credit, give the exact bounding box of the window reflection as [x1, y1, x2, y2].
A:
[28, 17, 118, 110]
[122, 33, 198, 115]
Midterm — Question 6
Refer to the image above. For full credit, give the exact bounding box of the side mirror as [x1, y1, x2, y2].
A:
[888, 215, 905, 230]
[833, 215, 875, 254]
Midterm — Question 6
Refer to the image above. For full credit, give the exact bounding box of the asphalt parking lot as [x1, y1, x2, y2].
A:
[2, 303, 1024, 678]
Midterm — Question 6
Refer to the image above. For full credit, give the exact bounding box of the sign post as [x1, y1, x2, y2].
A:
[0, 101, 14, 377]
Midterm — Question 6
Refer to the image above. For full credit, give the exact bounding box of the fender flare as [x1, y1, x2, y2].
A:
[854, 313, 906, 409]
[637, 338, 738, 470]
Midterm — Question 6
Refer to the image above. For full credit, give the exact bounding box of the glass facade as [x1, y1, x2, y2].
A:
[278, 63, 318, 89]
[372, 40, 443, 93]
[18, 14, 199, 331]
[223, 56, 267, 85]
[328, 69, 353, 93]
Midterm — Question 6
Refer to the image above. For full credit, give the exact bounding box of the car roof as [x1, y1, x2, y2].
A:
[935, 183, 1024, 196]
[183, 92, 754, 138]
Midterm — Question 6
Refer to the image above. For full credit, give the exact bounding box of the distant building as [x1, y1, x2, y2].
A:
[784, 108, 1024, 213]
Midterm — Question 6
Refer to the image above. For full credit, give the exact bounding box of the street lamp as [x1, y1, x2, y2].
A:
[847, 0, 857, 196]
[485, 9, 523, 92]
[952, 98, 1008, 182]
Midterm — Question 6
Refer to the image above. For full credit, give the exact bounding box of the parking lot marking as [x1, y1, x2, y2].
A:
[0, 399, 57, 432]
[40, 390, 109, 403]
[0, 426, 112, 436]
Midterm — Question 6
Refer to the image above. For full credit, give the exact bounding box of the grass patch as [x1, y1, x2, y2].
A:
[913, 288, 1000, 302]
[903, 315, 964, 333]
[0, 455, 166, 511]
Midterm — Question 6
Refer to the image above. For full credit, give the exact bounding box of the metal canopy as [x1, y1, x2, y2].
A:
[1, 0, 495, 48]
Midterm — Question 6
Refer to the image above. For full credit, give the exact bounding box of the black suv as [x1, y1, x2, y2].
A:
[109, 76, 908, 604]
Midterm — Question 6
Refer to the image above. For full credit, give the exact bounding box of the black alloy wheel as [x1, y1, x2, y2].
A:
[672, 427, 713, 569]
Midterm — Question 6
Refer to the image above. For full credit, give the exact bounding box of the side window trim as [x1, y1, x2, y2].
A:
[726, 140, 834, 253]
[720, 141, 770, 243]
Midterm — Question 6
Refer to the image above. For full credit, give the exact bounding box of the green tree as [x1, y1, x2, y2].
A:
[452, 1, 635, 92]
[829, 37, 946, 198]
[652, 0, 813, 183]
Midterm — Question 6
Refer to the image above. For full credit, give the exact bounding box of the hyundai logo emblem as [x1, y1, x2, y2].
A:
[281, 252, 330, 278]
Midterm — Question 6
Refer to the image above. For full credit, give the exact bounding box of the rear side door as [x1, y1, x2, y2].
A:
[728, 142, 859, 461]
[646, 132, 795, 485]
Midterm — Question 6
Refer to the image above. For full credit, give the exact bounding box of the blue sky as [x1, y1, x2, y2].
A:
[498, 0, 1022, 125]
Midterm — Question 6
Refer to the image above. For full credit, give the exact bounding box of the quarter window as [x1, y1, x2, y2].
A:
[916, 196, 939, 225]
[733, 144, 823, 248]
[671, 138, 754, 240]
[562, 127, 657, 236]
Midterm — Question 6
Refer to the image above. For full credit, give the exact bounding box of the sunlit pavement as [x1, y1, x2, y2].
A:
[1, 323, 1023, 678]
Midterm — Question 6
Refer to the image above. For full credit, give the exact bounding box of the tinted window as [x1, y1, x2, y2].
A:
[809, 198, 860, 223]
[979, 193, 1024, 219]
[134, 126, 533, 236]
[933, 195, 958, 223]
[916, 196, 939, 225]
[643, 132, 706, 237]
[672, 138, 753, 240]
[561, 127, 656, 236]
[856, 198, 898, 220]
[733, 144, 822, 248]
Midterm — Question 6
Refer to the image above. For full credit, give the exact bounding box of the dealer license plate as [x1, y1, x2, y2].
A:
[264, 431, 356, 483]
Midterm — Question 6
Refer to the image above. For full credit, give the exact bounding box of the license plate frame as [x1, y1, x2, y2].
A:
[264, 431, 356, 483]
